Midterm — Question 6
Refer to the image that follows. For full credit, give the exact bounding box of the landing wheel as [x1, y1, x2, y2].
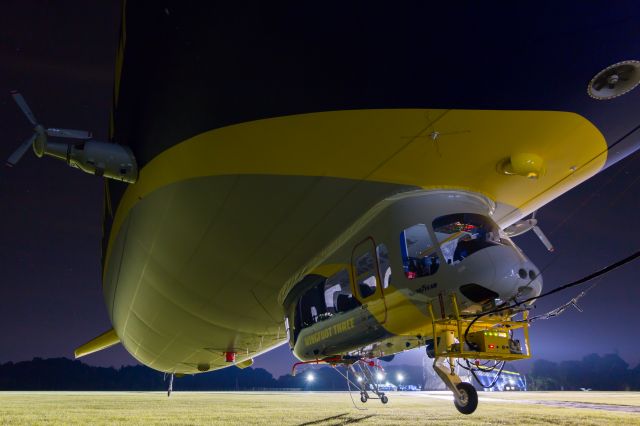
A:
[360, 393, 368, 403]
[380, 395, 388, 404]
[453, 382, 478, 415]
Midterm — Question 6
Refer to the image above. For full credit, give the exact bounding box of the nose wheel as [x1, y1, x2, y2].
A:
[433, 355, 478, 415]
[453, 382, 478, 414]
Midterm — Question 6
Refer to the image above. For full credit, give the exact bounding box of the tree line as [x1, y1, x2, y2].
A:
[527, 353, 640, 391]
[0, 353, 637, 391]
[0, 357, 421, 391]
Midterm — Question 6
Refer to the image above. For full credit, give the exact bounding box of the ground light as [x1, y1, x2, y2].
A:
[306, 372, 314, 383]
[397, 373, 404, 383]
[376, 372, 384, 382]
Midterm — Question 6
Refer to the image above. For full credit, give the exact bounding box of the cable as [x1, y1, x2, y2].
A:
[467, 359, 506, 389]
[456, 358, 506, 388]
[344, 365, 367, 411]
[432, 250, 639, 391]
[462, 251, 559, 347]
[527, 282, 598, 322]
[456, 359, 498, 373]
[463, 249, 640, 320]
[462, 249, 638, 346]
[455, 250, 639, 388]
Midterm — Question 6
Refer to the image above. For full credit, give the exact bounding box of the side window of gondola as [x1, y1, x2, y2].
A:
[354, 251, 379, 299]
[323, 269, 358, 314]
[432, 213, 501, 264]
[400, 224, 440, 279]
[295, 276, 327, 331]
[376, 243, 392, 288]
[293, 269, 360, 341]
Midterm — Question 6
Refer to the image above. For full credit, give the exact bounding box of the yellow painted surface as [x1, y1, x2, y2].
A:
[303, 318, 356, 346]
[310, 260, 428, 337]
[308, 263, 348, 279]
[234, 358, 254, 369]
[105, 109, 607, 279]
[74, 329, 120, 359]
[362, 287, 441, 339]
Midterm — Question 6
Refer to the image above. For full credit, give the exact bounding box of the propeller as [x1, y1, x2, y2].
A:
[531, 220, 554, 252]
[6, 134, 37, 167]
[504, 211, 554, 252]
[6, 90, 92, 167]
[591, 64, 633, 91]
[11, 90, 37, 125]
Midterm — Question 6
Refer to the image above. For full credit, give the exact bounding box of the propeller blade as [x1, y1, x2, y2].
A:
[504, 217, 537, 237]
[10, 90, 38, 126]
[6, 133, 37, 167]
[532, 225, 554, 252]
[46, 128, 92, 139]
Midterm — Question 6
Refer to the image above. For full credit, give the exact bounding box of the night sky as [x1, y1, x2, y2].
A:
[1, 2, 639, 379]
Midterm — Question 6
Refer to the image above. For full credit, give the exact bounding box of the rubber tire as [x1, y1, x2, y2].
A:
[380, 395, 389, 404]
[360, 394, 368, 403]
[453, 382, 478, 415]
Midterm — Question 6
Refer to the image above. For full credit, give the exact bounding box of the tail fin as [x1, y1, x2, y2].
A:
[74, 329, 120, 359]
[235, 358, 254, 369]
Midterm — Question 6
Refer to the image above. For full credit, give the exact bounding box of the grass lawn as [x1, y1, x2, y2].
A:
[0, 391, 639, 425]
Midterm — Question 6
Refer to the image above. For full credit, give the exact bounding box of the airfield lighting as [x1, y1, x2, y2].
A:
[396, 373, 404, 383]
[306, 372, 315, 383]
[376, 372, 384, 382]
[356, 376, 363, 382]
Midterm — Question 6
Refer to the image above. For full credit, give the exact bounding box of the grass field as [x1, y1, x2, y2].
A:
[1, 391, 639, 425]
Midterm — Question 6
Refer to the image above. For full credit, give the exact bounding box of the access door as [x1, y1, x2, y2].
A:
[351, 237, 387, 323]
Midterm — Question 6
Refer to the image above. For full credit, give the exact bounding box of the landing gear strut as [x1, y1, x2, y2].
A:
[425, 294, 533, 415]
[431, 329, 479, 415]
[433, 355, 478, 414]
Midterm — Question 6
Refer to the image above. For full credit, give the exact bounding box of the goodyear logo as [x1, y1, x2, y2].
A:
[303, 318, 355, 346]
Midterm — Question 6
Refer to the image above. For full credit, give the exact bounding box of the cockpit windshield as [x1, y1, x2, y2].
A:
[432, 213, 501, 264]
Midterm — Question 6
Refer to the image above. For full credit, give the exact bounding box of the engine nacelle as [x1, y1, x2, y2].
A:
[34, 137, 138, 183]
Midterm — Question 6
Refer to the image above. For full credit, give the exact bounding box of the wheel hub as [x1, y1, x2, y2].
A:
[457, 389, 469, 405]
